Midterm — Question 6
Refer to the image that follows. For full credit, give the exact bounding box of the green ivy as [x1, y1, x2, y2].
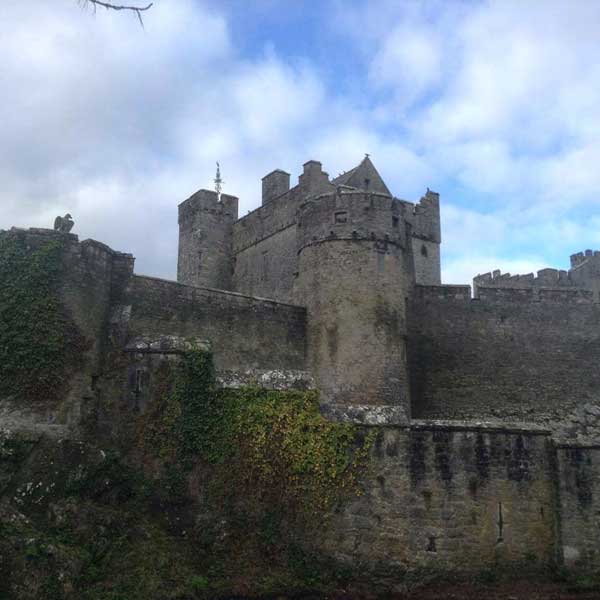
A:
[137, 348, 376, 516]
[0, 232, 84, 402]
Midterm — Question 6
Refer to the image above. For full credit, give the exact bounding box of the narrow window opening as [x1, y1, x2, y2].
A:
[426, 536, 437, 552]
[364, 178, 370, 189]
[421, 244, 428, 257]
[392, 215, 399, 228]
[497, 502, 504, 543]
[135, 369, 143, 394]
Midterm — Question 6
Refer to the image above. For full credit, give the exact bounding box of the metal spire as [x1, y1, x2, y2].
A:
[214, 161, 224, 202]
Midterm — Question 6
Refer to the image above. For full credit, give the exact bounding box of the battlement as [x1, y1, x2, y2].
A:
[4, 227, 134, 269]
[570, 249, 600, 268]
[409, 189, 441, 243]
[297, 189, 409, 252]
[473, 267, 575, 295]
[178, 189, 238, 225]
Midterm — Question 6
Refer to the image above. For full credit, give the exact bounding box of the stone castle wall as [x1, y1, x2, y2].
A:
[322, 424, 557, 574]
[121, 274, 308, 379]
[408, 285, 600, 441]
[8, 157, 600, 580]
[217, 162, 443, 302]
[0, 228, 135, 436]
[556, 443, 600, 571]
[232, 185, 304, 303]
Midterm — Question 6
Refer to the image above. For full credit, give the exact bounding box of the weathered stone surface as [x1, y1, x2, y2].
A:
[320, 425, 556, 575]
[408, 285, 600, 439]
[7, 155, 600, 581]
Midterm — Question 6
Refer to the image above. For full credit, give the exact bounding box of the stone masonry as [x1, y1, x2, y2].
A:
[4, 154, 600, 575]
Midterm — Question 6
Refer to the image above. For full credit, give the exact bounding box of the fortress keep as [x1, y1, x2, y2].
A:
[177, 157, 441, 423]
[4, 155, 600, 577]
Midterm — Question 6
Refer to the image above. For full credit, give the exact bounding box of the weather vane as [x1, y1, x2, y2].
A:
[214, 162, 224, 201]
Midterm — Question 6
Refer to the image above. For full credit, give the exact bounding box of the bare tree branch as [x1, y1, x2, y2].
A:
[79, 0, 153, 28]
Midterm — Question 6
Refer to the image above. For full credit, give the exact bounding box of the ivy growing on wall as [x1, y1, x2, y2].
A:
[137, 348, 376, 516]
[0, 233, 85, 402]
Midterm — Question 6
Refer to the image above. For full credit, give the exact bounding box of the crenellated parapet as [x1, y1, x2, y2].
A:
[296, 189, 409, 252]
[570, 249, 600, 268]
[473, 267, 576, 298]
[404, 190, 441, 285]
[410, 189, 441, 243]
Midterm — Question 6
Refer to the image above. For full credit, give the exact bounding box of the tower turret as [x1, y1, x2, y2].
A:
[294, 188, 412, 423]
[177, 189, 238, 290]
[410, 189, 441, 285]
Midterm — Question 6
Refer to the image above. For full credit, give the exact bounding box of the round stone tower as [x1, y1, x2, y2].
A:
[294, 189, 413, 424]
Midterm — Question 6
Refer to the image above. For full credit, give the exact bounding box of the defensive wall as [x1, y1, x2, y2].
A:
[475, 249, 600, 301]
[323, 423, 557, 574]
[6, 156, 600, 576]
[119, 274, 309, 397]
[0, 228, 309, 437]
[408, 284, 600, 442]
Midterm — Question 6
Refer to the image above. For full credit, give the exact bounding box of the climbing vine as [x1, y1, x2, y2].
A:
[0, 232, 85, 402]
[137, 348, 376, 515]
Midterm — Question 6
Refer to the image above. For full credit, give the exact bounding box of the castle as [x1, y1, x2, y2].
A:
[4, 156, 600, 577]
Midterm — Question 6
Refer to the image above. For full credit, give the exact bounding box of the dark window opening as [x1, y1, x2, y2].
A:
[334, 211, 348, 224]
[392, 215, 399, 228]
[421, 244, 428, 257]
[135, 369, 143, 394]
[364, 178, 370, 189]
[497, 502, 504, 543]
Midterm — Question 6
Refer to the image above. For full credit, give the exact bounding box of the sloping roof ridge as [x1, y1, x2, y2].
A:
[332, 164, 360, 185]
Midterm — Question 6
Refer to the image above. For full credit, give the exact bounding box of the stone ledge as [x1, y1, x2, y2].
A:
[410, 418, 552, 435]
[320, 404, 409, 425]
[218, 369, 314, 391]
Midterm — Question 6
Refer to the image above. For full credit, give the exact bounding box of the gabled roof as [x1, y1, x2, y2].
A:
[331, 156, 391, 196]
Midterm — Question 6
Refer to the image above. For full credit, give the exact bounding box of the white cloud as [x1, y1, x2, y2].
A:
[0, 0, 415, 278]
[2, 0, 599, 288]
[341, 0, 600, 210]
[370, 27, 442, 107]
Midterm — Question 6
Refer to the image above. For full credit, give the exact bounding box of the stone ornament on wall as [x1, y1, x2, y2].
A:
[53, 213, 74, 233]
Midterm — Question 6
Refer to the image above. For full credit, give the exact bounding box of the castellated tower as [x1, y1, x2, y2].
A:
[411, 189, 441, 285]
[174, 157, 438, 423]
[294, 188, 412, 424]
[177, 189, 238, 289]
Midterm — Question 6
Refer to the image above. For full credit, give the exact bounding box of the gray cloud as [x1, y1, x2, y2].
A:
[2, 0, 599, 286]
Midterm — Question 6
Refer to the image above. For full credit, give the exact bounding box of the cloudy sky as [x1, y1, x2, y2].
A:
[2, 0, 600, 284]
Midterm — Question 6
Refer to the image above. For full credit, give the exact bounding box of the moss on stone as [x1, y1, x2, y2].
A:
[0, 233, 85, 403]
